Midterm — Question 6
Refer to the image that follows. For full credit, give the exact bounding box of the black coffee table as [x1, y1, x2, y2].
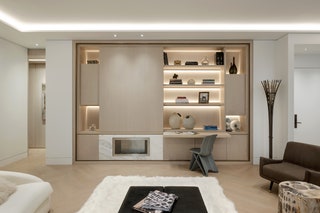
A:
[118, 186, 208, 213]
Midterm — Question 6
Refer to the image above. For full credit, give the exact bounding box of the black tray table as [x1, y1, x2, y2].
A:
[118, 186, 208, 213]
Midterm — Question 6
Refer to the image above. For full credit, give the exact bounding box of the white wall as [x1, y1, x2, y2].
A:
[0, 38, 28, 166]
[46, 40, 73, 165]
[252, 41, 277, 164]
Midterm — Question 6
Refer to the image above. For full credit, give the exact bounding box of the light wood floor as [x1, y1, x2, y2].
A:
[1, 149, 279, 213]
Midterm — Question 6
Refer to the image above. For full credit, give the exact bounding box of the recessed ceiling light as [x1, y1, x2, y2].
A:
[35, 43, 39, 47]
[140, 34, 144, 37]
[113, 34, 117, 38]
[2, 10, 320, 32]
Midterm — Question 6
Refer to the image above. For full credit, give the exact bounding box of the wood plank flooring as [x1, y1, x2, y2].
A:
[0, 149, 279, 213]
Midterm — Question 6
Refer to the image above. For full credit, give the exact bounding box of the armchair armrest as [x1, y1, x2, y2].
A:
[0, 171, 43, 185]
[259, 157, 283, 176]
[305, 170, 320, 186]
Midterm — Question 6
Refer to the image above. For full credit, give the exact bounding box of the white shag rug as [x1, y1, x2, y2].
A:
[78, 176, 237, 213]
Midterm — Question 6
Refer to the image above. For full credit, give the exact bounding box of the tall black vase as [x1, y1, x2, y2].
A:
[229, 57, 237, 74]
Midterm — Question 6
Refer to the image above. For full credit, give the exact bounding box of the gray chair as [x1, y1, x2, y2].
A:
[189, 134, 218, 176]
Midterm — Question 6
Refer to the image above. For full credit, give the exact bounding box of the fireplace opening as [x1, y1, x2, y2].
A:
[113, 137, 150, 156]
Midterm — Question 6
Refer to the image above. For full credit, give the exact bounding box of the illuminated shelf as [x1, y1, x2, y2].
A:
[163, 103, 224, 107]
[164, 65, 224, 70]
[163, 84, 224, 88]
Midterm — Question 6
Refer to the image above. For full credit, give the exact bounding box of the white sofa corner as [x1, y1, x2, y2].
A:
[0, 171, 53, 213]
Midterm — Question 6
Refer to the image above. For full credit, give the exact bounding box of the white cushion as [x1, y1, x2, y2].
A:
[0, 182, 53, 213]
[0, 177, 16, 205]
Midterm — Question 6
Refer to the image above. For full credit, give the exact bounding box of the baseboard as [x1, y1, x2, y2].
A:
[46, 157, 72, 165]
[0, 152, 28, 167]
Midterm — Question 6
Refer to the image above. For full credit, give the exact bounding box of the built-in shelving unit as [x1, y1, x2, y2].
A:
[163, 47, 225, 135]
[76, 42, 251, 161]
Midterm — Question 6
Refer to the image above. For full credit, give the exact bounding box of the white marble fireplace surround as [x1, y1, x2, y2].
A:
[99, 135, 163, 160]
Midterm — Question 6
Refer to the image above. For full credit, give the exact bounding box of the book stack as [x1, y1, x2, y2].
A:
[169, 79, 182, 84]
[175, 96, 189, 104]
[204, 125, 218, 130]
[133, 190, 178, 213]
[202, 79, 215, 84]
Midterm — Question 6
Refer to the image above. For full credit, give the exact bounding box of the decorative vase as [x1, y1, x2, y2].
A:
[229, 57, 238, 74]
[169, 112, 182, 129]
[183, 115, 195, 129]
[201, 57, 209, 65]
[187, 79, 195, 85]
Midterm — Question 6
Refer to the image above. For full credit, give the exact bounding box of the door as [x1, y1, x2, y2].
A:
[294, 52, 320, 145]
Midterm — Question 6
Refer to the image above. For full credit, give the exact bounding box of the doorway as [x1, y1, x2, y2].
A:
[28, 50, 46, 148]
[294, 45, 320, 145]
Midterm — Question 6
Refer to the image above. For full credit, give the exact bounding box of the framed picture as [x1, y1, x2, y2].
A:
[199, 92, 209, 104]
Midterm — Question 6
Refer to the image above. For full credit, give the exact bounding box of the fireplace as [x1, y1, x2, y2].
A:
[112, 137, 150, 156]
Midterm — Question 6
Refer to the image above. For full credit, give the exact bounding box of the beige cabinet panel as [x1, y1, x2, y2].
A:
[195, 137, 227, 160]
[77, 135, 99, 160]
[225, 74, 246, 115]
[80, 64, 99, 105]
[164, 137, 227, 160]
[163, 138, 195, 160]
[227, 134, 249, 160]
[99, 46, 163, 133]
[212, 138, 227, 160]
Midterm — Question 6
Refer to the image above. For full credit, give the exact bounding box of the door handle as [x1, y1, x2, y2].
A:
[294, 114, 302, 128]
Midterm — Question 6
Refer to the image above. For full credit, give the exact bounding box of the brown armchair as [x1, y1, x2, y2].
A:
[259, 142, 320, 190]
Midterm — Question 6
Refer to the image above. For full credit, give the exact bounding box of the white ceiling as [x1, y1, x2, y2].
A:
[1, 0, 320, 48]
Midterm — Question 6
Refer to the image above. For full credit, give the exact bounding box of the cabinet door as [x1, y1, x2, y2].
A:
[163, 138, 194, 160]
[80, 64, 99, 105]
[99, 46, 163, 133]
[77, 135, 99, 160]
[226, 134, 249, 160]
[212, 138, 227, 160]
[225, 74, 246, 115]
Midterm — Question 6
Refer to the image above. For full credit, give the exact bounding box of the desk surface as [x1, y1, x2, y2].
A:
[163, 131, 231, 138]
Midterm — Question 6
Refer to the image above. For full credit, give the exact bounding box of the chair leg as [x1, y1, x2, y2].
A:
[189, 154, 196, 170]
[190, 154, 199, 171]
[269, 181, 274, 191]
[197, 157, 207, 176]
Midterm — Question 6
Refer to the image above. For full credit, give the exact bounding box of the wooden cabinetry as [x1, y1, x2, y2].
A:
[98, 46, 163, 133]
[225, 74, 246, 115]
[77, 135, 99, 160]
[80, 64, 99, 105]
[76, 42, 251, 161]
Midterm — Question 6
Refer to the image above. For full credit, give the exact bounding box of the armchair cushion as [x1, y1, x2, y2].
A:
[305, 170, 320, 186]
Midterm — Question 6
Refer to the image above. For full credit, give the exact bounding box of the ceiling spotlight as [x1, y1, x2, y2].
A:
[35, 43, 39, 47]
[113, 34, 117, 38]
[140, 34, 144, 37]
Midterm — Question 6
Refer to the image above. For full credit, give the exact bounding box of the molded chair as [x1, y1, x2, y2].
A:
[189, 134, 218, 176]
